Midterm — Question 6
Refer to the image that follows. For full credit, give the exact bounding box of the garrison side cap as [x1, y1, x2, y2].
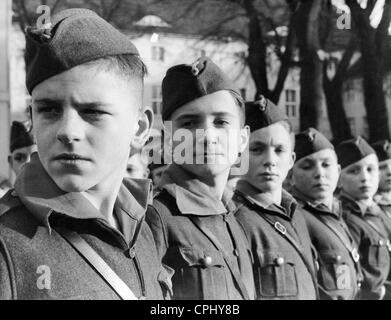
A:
[161, 56, 240, 120]
[336, 136, 376, 169]
[245, 95, 288, 132]
[372, 139, 391, 162]
[10, 121, 35, 153]
[295, 127, 334, 162]
[25, 8, 139, 94]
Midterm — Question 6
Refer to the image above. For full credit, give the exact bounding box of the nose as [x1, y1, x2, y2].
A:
[314, 163, 326, 179]
[56, 109, 85, 145]
[262, 148, 277, 168]
[359, 169, 369, 182]
[202, 125, 219, 147]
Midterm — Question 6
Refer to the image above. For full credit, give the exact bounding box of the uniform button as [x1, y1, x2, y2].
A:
[233, 249, 239, 257]
[379, 240, 384, 246]
[275, 257, 284, 266]
[336, 255, 342, 261]
[126, 247, 136, 259]
[201, 256, 213, 267]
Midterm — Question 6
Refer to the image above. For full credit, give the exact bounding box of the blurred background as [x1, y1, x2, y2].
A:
[1, 0, 391, 184]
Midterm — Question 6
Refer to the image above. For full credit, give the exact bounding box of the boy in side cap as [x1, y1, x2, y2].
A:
[373, 140, 391, 213]
[0, 8, 169, 300]
[291, 128, 362, 300]
[337, 137, 391, 299]
[8, 121, 37, 177]
[233, 97, 318, 300]
[146, 57, 255, 300]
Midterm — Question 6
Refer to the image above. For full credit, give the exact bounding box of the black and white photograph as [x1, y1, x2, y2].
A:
[0, 0, 391, 310]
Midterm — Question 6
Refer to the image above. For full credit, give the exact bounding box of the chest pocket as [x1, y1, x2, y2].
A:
[255, 250, 298, 298]
[166, 246, 227, 300]
[318, 250, 353, 291]
[367, 238, 390, 268]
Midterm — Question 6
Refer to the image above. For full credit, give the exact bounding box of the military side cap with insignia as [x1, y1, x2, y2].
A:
[10, 121, 35, 153]
[25, 8, 140, 94]
[372, 140, 391, 162]
[336, 136, 375, 169]
[245, 95, 288, 132]
[295, 128, 334, 162]
[161, 56, 239, 120]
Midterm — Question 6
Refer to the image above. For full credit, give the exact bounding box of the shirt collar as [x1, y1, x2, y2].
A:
[235, 179, 297, 218]
[339, 191, 380, 217]
[159, 164, 234, 215]
[292, 186, 341, 218]
[14, 153, 152, 232]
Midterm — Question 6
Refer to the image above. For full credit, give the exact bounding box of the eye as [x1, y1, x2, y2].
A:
[214, 119, 230, 127]
[81, 109, 108, 119]
[37, 106, 62, 117]
[322, 162, 331, 168]
[179, 119, 197, 128]
[249, 146, 264, 154]
[348, 168, 360, 175]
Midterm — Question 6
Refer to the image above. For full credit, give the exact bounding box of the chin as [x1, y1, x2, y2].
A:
[52, 176, 93, 193]
[185, 163, 229, 179]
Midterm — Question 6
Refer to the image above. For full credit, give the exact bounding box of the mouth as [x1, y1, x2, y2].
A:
[259, 172, 278, 178]
[53, 153, 91, 162]
[359, 186, 371, 191]
[313, 183, 329, 189]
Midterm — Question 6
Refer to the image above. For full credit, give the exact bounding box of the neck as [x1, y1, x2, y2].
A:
[198, 169, 230, 200]
[263, 188, 283, 206]
[81, 171, 124, 229]
[357, 197, 373, 208]
[316, 196, 333, 210]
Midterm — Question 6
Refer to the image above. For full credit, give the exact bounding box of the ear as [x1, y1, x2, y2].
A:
[239, 125, 250, 154]
[131, 107, 154, 151]
[289, 151, 296, 170]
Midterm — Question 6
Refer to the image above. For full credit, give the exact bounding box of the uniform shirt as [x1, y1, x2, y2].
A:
[234, 180, 318, 300]
[0, 154, 168, 300]
[146, 164, 255, 300]
[340, 192, 391, 300]
[292, 188, 362, 300]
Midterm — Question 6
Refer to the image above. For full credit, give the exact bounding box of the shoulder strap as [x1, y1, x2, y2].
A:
[189, 215, 251, 300]
[311, 213, 361, 265]
[58, 229, 139, 300]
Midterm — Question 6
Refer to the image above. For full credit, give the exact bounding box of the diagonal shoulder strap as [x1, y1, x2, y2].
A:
[189, 216, 251, 300]
[311, 213, 361, 265]
[58, 229, 138, 300]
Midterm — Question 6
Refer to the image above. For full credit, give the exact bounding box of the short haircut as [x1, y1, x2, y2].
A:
[229, 90, 246, 127]
[275, 119, 295, 149]
[88, 54, 148, 83]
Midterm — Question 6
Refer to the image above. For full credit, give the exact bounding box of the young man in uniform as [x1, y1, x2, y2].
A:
[372, 140, 391, 216]
[337, 137, 391, 300]
[146, 57, 255, 300]
[291, 128, 362, 300]
[233, 97, 318, 300]
[1, 121, 37, 197]
[0, 8, 169, 300]
[8, 121, 37, 177]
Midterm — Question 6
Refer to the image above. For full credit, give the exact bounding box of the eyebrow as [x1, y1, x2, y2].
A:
[33, 98, 109, 109]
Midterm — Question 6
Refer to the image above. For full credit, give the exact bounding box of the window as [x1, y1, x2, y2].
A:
[151, 85, 162, 114]
[285, 89, 297, 117]
[240, 88, 247, 100]
[151, 46, 165, 62]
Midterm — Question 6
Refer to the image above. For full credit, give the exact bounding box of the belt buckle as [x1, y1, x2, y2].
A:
[387, 240, 391, 252]
[351, 248, 360, 262]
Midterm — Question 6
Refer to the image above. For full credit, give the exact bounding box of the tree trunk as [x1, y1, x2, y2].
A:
[347, 0, 391, 142]
[296, 0, 325, 131]
[243, 0, 269, 99]
[323, 38, 356, 144]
